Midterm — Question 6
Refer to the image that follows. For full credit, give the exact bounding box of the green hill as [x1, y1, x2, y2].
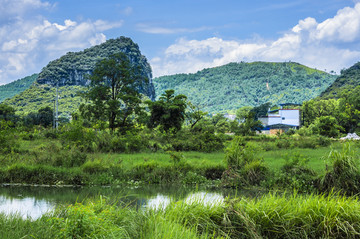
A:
[0, 74, 38, 103]
[4, 83, 86, 117]
[154, 62, 337, 113]
[320, 62, 360, 99]
[4, 37, 155, 116]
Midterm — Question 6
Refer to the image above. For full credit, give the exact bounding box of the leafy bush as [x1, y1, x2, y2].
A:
[0, 121, 19, 154]
[222, 136, 268, 187]
[170, 129, 225, 152]
[50, 199, 126, 238]
[320, 142, 360, 194]
[53, 147, 87, 167]
[110, 136, 127, 152]
[275, 138, 292, 149]
[274, 153, 316, 192]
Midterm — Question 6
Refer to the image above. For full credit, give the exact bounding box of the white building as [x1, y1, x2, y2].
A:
[259, 104, 301, 134]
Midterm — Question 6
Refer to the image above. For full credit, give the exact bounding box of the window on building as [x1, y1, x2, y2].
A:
[282, 117, 285, 120]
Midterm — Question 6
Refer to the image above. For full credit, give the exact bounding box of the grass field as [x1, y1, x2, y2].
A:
[94, 141, 347, 175]
[3, 135, 358, 188]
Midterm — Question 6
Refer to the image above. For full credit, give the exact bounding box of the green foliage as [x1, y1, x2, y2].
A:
[154, 62, 337, 113]
[0, 103, 16, 121]
[301, 98, 339, 126]
[185, 100, 208, 128]
[302, 85, 360, 134]
[321, 61, 360, 99]
[146, 89, 187, 133]
[0, 121, 19, 154]
[313, 116, 340, 137]
[222, 136, 268, 186]
[236, 105, 252, 121]
[38, 106, 54, 127]
[80, 53, 145, 133]
[59, 121, 98, 152]
[232, 111, 263, 136]
[169, 128, 225, 152]
[4, 84, 85, 119]
[51, 199, 127, 238]
[0, 164, 87, 185]
[274, 153, 316, 191]
[5, 193, 360, 239]
[0, 74, 38, 103]
[320, 143, 360, 194]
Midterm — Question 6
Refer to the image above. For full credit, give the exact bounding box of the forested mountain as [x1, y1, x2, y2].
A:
[154, 62, 337, 113]
[37, 36, 155, 100]
[0, 74, 38, 103]
[320, 62, 360, 99]
[4, 37, 155, 116]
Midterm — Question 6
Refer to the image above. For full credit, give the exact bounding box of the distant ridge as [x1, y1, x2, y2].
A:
[154, 62, 337, 113]
[320, 62, 360, 99]
[0, 74, 38, 103]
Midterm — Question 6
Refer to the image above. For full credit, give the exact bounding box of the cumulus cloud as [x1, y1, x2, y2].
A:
[0, 0, 123, 85]
[152, 3, 360, 77]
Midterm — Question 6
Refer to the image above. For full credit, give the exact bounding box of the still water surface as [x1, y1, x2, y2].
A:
[0, 184, 260, 219]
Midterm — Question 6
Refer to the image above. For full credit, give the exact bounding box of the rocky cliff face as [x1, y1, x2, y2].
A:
[37, 37, 155, 100]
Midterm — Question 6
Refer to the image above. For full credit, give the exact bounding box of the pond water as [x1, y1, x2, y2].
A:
[0, 184, 262, 219]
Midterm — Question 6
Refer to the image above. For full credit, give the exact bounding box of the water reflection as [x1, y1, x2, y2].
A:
[184, 192, 224, 207]
[145, 192, 225, 211]
[0, 184, 262, 219]
[145, 194, 171, 210]
[0, 196, 54, 219]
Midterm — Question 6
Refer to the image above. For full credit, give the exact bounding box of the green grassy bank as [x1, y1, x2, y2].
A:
[2, 192, 360, 238]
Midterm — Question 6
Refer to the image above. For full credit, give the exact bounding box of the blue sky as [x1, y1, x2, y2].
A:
[0, 0, 360, 84]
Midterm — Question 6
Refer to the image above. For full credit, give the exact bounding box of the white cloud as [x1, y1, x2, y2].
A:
[0, 0, 123, 84]
[314, 4, 360, 42]
[152, 3, 360, 77]
[0, 0, 52, 24]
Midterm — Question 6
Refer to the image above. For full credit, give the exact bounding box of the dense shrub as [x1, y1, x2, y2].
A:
[222, 136, 268, 187]
[1, 164, 87, 185]
[273, 153, 317, 192]
[59, 122, 98, 152]
[169, 129, 225, 152]
[319, 143, 360, 194]
[0, 121, 19, 154]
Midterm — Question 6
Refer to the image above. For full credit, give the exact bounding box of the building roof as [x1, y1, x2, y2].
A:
[279, 103, 302, 106]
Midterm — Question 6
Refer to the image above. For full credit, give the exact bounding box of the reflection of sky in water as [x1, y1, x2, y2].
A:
[145, 194, 171, 210]
[0, 186, 230, 218]
[0, 196, 55, 219]
[184, 192, 224, 207]
[145, 192, 224, 210]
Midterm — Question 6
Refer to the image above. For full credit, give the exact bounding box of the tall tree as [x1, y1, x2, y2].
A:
[236, 106, 253, 122]
[146, 90, 187, 133]
[0, 104, 15, 121]
[80, 53, 145, 133]
[38, 106, 54, 127]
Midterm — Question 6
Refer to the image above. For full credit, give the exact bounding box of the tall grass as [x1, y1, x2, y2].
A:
[1, 193, 360, 238]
